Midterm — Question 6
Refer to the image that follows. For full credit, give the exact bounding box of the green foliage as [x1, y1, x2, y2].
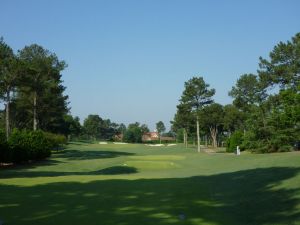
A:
[156, 121, 166, 134]
[62, 115, 82, 138]
[258, 33, 300, 89]
[240, 131, 257, 151]
[226, 131, 244, 153]
[171, 103, 195, 135]
[8, 129, 51, 163]
[0, 130, 67, 163]
[173, 77, 215, 149]
[140, 124, 150, 133]
[17, 44, 68, 132]
[180, 77, 215, 111]
[278, 145, 293, 152]
[117, 123, 127, 134]
[199, 103, 224, 148]
[44, 132, 67, 150]
[229, 33, 300, 153]
[83, 115, 103, 139]
[0, 38, 70, 136]
[82, 115, 119, 140]
[223, 104, 245, 133]
[123, 122, 142, 143]
[175, 128, 184, 143]
[229, 74, 266, 110]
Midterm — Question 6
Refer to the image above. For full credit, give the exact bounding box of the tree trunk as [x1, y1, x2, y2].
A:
[33, 91, 37, 131]
[184, 129, 188, 148]
[183, 129, 186, 148]
[186, 130, 188, 148]
[197, 116, 200, 152]
[5, 90, 10, 140]
[209, 125, 218, 148]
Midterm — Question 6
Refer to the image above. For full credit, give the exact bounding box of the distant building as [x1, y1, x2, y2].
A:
[142, 132, 159, 142]
[142, 132, 176, 142]
[113, 134, 123, 141]
[160, 136, 176, 141]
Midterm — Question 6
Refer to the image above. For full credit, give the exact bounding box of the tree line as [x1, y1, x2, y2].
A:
[171, 33, 300, 153]
[0, 37, 170, 145]
[0, 38, 72, 163]
[0, 38, 69, 139]
[66, 114, 170, 144]
[1, 33, 299, 155]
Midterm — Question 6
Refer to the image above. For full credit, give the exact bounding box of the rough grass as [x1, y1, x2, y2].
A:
[1, 142, 300, 225]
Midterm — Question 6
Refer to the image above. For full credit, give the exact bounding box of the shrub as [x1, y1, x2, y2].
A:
[278, 145, 293, 152]
[44, 132, 67, 150]
[226, 131, 244, 153]
[241, 131, 258, 151]
[1, 129, 68, 164]
[29, 130, 52, 159]
[8, 129, 52, 163]
[254, 142, 270, 153]
[8, 129, 30, 163]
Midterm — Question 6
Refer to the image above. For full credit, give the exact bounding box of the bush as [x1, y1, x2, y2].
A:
[240, 131, 258, 151]
[0, 129, 68, 164]
[44, 132, 67, 150]
[278, 145, 293, 152]
[226, 131, 244, 153]
[8, 129, 52, 163]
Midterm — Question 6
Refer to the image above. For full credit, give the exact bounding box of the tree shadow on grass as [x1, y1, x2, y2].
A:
[0, 166, 138, 178]
[0, 159, 62, 171]
[1, 167, 300, 225]
[67, 140, 95, 146]
[53, 149, 135, 160]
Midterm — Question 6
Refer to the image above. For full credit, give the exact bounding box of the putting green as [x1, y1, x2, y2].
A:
[128, 154, 185, 160]
[125, 160, 180, 170]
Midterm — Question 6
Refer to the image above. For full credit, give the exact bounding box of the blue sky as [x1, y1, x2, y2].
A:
[1, 0, 300, 130]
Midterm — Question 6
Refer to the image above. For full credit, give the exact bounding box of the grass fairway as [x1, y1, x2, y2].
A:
[1, 142, 300, 225]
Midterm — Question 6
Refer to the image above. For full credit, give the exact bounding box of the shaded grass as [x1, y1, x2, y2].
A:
[54, 149, 134, 160]
[0, 166, 138, 178]
[1, 168, 300, 225]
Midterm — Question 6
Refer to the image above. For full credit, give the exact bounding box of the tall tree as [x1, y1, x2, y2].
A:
[229, 33, 300, 152]
[172, 102, 195, 147]
[179, 77, 215, 152]
[117, 123, 126, 141]
[199, 103, 224, 148]
[140, 124, 150, 134]
[229, 74, 268, 131]
[83, 114, 103, 140]
[156, 121, 166, 143]
[18, 44, 68, 131]
[62, 115, 82, 139]
[0, 37, 18, 139]
[124, 122, 142, 143]
[223, 104, 245, 135]
[229, 74, 266, 111]
[258, 33, 300, 90]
